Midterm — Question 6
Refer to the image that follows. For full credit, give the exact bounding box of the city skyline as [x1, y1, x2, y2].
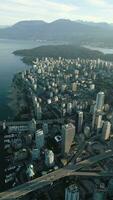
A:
[0, 0, 113, 25]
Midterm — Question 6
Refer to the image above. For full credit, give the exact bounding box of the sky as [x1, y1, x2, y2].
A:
[0, 0, 113, 25]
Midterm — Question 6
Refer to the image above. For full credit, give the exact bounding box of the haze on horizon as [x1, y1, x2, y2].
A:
[0, 0, 113, 26]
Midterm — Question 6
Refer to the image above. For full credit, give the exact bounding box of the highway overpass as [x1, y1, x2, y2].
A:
[0, 150, 113, 200]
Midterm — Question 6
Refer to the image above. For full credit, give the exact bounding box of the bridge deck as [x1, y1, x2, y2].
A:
[0, 150, 113, 200]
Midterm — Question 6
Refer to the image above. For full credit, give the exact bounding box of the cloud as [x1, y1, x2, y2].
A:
[0, 0, 79, 24]
[0, 0, 78, 14]
[87, 0, 113, 9]
[0, 0, 113, 25]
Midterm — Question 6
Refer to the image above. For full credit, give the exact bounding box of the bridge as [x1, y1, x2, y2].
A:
[0, 150, 113, 200]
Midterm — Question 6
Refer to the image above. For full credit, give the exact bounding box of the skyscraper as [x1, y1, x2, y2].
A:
[65, 185, 79, 200]
[35, 129, 44, 150]
[95, 92, 105, 112]
[77, 111, 83, 133]
[72, 82, 77, 92]
[92, 92, 105, 130]
[93, 189, 106, 200]
[61, 123, 75, 157]
[45, 149, 55, 168]
[36, 103, 42, 120]
[102, 121, 111, 140]
[94, 114, 102, 133]
[42, 123, 48, 137]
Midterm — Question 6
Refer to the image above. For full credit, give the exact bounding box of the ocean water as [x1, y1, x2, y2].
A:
[0, 39, 60, 120]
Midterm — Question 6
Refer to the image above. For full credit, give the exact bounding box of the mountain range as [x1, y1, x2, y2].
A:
[0, 19, 113, 46]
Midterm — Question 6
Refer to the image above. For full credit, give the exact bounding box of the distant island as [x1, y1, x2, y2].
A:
[1, 19, 113, 47]
[13, 45, 113, 65]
